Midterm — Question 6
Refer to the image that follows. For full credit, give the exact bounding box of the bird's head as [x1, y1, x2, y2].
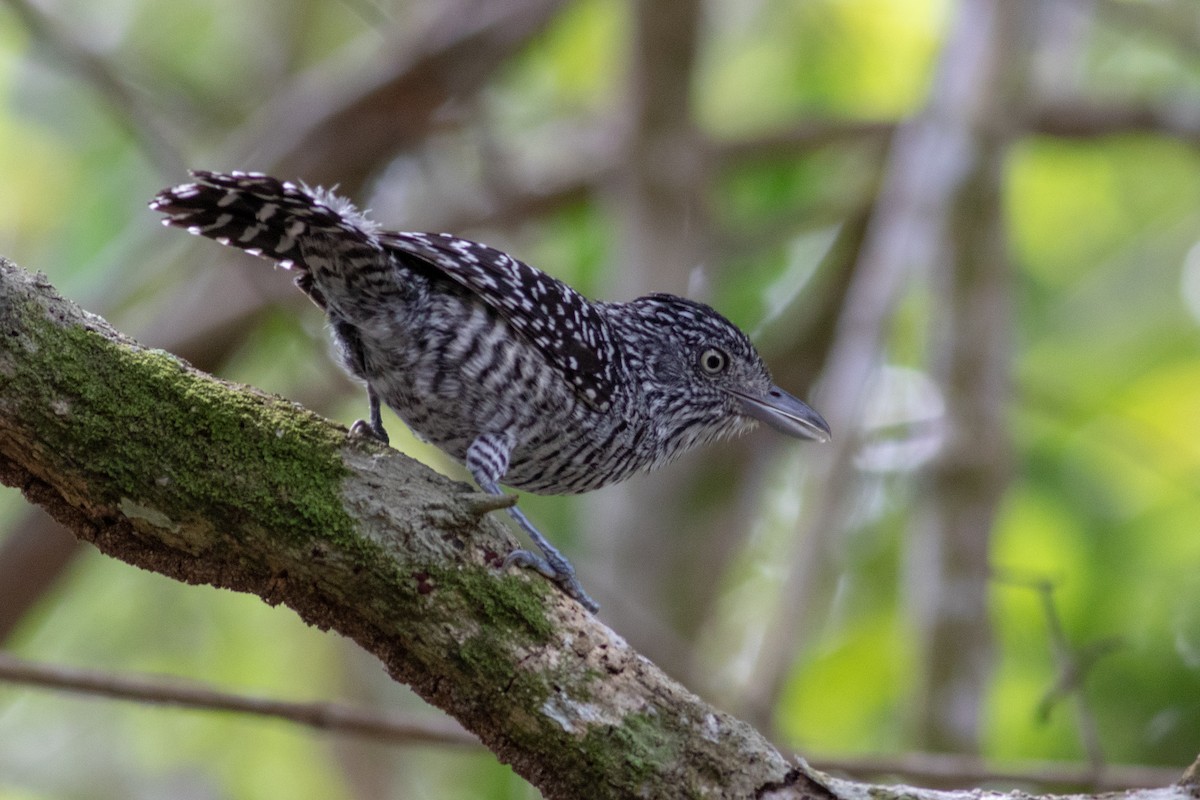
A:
[618, 294, 830, 457]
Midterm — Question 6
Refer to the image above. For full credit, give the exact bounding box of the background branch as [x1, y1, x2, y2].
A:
[0, 651, 477, 748]
[0, 652, 1183, 792]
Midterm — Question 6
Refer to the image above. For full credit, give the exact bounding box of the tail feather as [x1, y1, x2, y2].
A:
[149, 170, 381, 272]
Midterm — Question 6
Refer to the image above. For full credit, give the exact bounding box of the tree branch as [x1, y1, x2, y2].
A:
[1, 257, 1195, 799]
[0, 651, 476, 747]
[259, 0, 570, 191]
[818, 752, 1187, 793]
[3, 0, 187, 176]
[0, 258, 800, 798]
[0, 650, 1183, 792]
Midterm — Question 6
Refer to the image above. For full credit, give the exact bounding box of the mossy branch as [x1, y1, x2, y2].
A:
[1, 258, 1196, 800]
[0, 258, 803, 798]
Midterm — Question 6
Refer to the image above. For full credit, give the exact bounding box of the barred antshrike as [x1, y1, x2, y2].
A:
[151, 171, 830, 612]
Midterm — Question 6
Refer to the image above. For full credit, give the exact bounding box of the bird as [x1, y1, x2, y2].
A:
[150, 170, 831, 612]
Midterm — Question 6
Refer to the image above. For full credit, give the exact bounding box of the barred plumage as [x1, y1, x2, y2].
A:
[151, 170, 830, 611]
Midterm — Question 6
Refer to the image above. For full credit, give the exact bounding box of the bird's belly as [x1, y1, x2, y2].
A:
[354, 306, 642, 493]
[370, 367, 646, 495]
[395, 395, 637, 495]
[501, 414, 647, 494]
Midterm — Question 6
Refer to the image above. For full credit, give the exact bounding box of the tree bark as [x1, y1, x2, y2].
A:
[0, 257, 1195, 800]
[0, 258, 797, 798]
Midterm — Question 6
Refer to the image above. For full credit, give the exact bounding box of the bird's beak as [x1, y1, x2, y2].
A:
[732, 386, 831, 442]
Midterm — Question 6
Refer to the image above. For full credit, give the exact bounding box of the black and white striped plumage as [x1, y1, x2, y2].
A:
[151, 170, 830, 610]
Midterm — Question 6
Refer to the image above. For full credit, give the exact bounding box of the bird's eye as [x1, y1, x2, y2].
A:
[699, 348, 729, 375]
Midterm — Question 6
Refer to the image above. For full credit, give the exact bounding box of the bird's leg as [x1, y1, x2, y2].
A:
[349, 385, 390, 444]
[467, 434, 599, 613]
[479, 478, 599, 613]
[336, 321, 389, 445]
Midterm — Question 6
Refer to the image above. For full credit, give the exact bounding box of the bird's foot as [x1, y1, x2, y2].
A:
[466, 444, 599, 613]
[349, 418, 390, 445]
[504, 548, 599, 613]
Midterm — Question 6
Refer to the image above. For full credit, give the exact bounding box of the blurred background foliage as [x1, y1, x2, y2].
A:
[0, 0, 1199, 797]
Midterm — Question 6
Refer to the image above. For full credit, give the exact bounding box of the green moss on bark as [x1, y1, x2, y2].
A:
[578, 711, 683, 793]
[436, 563, 556, 641]
[3, 300, 357, 554]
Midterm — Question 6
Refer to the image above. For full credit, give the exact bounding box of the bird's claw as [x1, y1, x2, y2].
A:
[503, 548, 557, 578]
[504, 548, 599, 613]
[349, 418, 389, 445]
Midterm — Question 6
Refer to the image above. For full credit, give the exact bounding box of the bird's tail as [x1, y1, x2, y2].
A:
[150, 171, 384, 275]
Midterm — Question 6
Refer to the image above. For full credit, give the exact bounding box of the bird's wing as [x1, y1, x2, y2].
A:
[379, 231, 617, 411]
